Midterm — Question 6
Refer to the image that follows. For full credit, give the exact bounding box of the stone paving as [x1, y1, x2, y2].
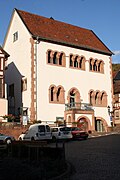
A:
[65, 133, 120, 180]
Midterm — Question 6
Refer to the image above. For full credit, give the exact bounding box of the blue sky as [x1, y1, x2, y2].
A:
[0, 0, 120, 64]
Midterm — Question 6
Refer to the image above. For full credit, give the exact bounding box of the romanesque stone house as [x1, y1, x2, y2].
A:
[3, 8, 113, 132]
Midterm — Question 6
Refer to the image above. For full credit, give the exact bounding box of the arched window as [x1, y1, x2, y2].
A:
[56, 86, 65, 103]
[68, 88, 80, 106]
[47, 50, 53, 64]
[95, 92, 100, 105]
[79, 57, 83, 69]
[74, 56, 78, 68]
[89, 91, 94, 105]
[93, 60, 97, 71]
[98, 60, 104, 73]
[49, 85, 65, 104]
[70, 54, 73, 67]
[51, 86, 55, 101]
[57, 87, 61, 102]
[100, 91, 107, 106]
[89, 58, 93, 71]
[53, 52, 58, 64]
[59, 53, 62, 65]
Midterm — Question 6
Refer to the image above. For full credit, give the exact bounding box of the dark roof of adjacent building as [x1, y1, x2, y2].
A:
[16, 9, 112, 56]
[113, 70, 120, 94]
[113, 70, 120, 80]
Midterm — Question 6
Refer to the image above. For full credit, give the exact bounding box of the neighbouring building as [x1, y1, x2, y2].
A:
[0, 46, 9, 121]
[3, 8, 113, 132]
[113, 70, 120, 126]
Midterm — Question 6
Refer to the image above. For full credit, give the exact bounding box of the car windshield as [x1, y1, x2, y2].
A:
[60, 127, 71, 131]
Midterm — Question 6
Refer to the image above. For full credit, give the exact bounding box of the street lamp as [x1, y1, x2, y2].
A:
[107, 105, 113, 127]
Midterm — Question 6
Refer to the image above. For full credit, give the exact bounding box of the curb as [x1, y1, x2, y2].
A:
[88, 132, 118, 138]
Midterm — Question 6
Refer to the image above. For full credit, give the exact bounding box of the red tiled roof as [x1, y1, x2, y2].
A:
[16, 9, 112, 55]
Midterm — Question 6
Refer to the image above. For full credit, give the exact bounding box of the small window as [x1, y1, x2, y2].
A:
[38, 125, 45, 132]
[46, 125, 50, 132]
[13, 31, 18, 42]
[51, 128, 58, 132]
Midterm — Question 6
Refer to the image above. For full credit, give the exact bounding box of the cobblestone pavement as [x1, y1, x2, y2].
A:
[65, 133, 120, 180]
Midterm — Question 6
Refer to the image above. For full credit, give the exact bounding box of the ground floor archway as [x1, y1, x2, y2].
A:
[77, 116, 91, 131]
[95, 117, 108, 132]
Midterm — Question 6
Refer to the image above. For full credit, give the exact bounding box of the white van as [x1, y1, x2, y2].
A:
[18, 123, 52, 141]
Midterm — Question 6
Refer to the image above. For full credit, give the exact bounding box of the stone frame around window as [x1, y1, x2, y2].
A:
[46, 49, 66, 67]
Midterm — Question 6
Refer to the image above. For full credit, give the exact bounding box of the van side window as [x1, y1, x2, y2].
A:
[51, 128, 58, 132]
[38, 125, 45, 132]
[46, 125, 50, 132]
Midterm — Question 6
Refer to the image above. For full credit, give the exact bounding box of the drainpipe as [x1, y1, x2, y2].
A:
[34, 37, 40, 121]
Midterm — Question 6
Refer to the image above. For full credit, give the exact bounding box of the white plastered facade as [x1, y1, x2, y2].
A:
[3, 10, 113, 131]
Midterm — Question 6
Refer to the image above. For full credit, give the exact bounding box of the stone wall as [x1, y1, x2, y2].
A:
[0, 122, 29, 140]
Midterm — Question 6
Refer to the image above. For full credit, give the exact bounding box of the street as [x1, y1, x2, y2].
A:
[65, 134, 120, 180]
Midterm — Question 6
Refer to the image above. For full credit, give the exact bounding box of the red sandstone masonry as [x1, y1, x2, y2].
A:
[0, 123, 29, 140]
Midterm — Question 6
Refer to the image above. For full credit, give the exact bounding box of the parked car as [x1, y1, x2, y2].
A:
[70, 127, 89, 140]
[0, 133, 15, 144]
[18, 123, 52, 141]
[51, 126, 72, 141]
[18, 130, 28, 140]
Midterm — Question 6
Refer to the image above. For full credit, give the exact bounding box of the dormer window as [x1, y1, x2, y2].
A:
[13, 31, 18, 42]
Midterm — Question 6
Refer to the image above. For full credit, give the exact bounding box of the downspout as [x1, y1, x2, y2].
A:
[34, 37, 40, 121]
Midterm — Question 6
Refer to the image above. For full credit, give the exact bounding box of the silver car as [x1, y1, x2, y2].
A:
[0, 133, 15, 144]
[51, 126, 72, 141]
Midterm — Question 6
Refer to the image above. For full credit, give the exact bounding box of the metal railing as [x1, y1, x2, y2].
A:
[65, 102, 94, 111]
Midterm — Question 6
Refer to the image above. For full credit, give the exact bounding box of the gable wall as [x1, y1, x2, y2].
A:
[3, 11, 32, 114]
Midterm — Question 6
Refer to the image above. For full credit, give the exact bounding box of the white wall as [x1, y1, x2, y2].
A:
[3, 10, 112, 127]
[4, 10, 32, 115]
[36, 41, 112, 126]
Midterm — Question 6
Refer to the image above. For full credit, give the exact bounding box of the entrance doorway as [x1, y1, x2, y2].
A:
[77, 118, 88, 131]
[95, 120, 104, 132]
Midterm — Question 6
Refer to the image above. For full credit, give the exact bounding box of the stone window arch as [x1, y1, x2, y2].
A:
[95, 91, 100, 105]
[53, 51, 58, 64]
[89, 58, 104, 73]
[47, 50, 66, 67]
[98, 60, 104, 73]
[67, 87, 80, 105]
[89, 90, 95, 105]
[49, 85, 65, 104]
[100, 91, 107, 106]
[69, 54, 74, 67]
[49, 85, 56, 103]
[79, 56, 85, 70]
[74, 56, 78, 67]
[93, 59, 98, 71]
[56, 85, 65, 104]
[47, 49, 54, 64]
[89, 58, 94, 71]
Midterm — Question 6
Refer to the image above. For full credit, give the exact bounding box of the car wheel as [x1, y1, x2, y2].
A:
[19, 137, 22, 141]
[31, 137, 35, 141]
[52, 136, 56, 142]
[5, 138, 12, 144]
